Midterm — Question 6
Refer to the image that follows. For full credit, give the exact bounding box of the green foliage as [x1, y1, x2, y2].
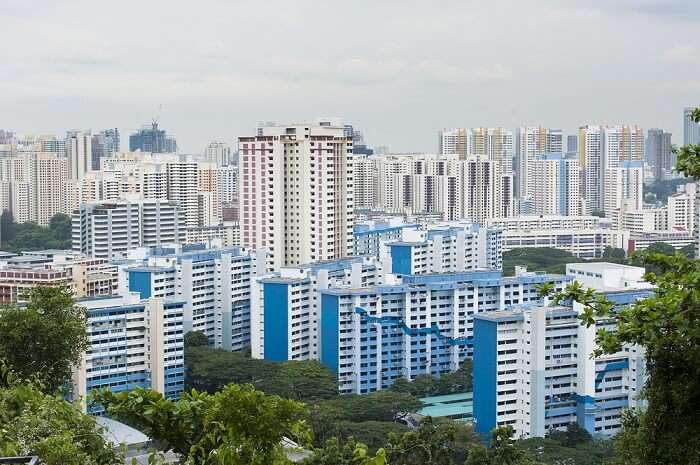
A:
[308, 390, 421, 448]
[94, 384, 311, 465]
[383, 417, 478, 465]
[518, 423, 616, 465]
[503, 248, 586, 276]
[0, 382, 122, 465]
[545, 423, 591, 448]
[185, 345, 337, 402]
[0, 286, 89, 392]
[311, 420, 409, 453]
[48, 213, 72, 243]
[184, 330, 209, 348]
[642, 178, 693, 204]
[390, 360, 473, 397]
[0, 213, 72, 252]
[466, 426, 542, 465]
[602, 247, 626, 261]
[545, 250, 700, 465]
[519, 437, 615, 465]
[303, 438, 388, 465]
[0, 211, 16, 242]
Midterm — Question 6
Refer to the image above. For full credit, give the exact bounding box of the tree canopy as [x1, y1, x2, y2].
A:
[0, 379, 122, 465]
[0, 212, 72, 252]
[94, 384, 311, 465]
[0, 285, 89, 392]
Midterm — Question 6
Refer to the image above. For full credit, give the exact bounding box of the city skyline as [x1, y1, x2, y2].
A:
[0, 0, 698, 152]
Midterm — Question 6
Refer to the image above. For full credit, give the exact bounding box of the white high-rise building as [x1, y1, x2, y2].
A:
[0, 152, 68, 225]
[515, 127, 563, 198]
[238, 120, 354, 269]
[205, 141, 233, 167]
[66, 130, 92, 181]
[438, 128, 468, 158]
[668, 183, 697, 234]
[72, 199, 186, 259]
[471, 128, 514, 176]
[353, 156, 378, 209]
[529, 153, 580, 216]
[579, 125, 643, 213]
[604, 161, 644, 218]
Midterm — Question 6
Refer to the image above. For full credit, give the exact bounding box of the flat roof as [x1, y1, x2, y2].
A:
[567, 262, 642, 271]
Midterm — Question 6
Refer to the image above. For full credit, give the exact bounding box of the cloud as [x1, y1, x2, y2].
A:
[0, 0, 697, 152]
[663, 45, 697, 64]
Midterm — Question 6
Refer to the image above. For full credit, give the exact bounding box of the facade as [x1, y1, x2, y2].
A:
[91, 129, 120, 171]
[385, 222, 503, 274]
[0, 152, 68, 225]
[121, 244, 269, 351]
[627, 230, 695, 253]
[129, 122, 177, 153]
[318, 270, 570, 394]
[72, 199, 186, 259]
[353, 156, 378, 209]
[0, 267, 72, 303]
[668, 183, 697, 234]
[529, 153, 580, 216]
[66, 130, 92, 181]
[578, 125, 643, 212]
[619, 208, 668, 233]
[515, 127, 564, 198]
[646, 129, 673, 181]
[485, 215, 602, 232]
[72, 294, 185, 413]
[603, 161, 644, 218]
[353, 219, 420, 257]
[473, 263, 651, 438]
[185, 222, 241, 247]
[205, 141, 233, 167]
[501, 228, 628, 258]
[238, 121, 354, 269]
[683, 107, 700, 146]
[254, 256, 388, 362]
[438, 128, 468, 158]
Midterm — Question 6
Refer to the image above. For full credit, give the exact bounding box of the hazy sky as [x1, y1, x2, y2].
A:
[1, 0, 698, 152]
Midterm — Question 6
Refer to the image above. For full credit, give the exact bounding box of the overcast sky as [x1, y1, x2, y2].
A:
[1, 0, 698, 152]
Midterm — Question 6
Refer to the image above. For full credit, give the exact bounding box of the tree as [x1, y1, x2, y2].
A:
[270, 360, 338, 402]
[303, 438, 388, 465]
[185, 345, 337, 401]
[94, 384, 311, 465]
[680, 243, 695, 259]
[0, 286, 89, 392]
[465, 426, 542, 465]
[545, 423, 591, 448]
[383, 417, 478, 465]
[0, 210, 16, 243]
[184, 330, 209, 348]
[546, 252, 700, 465]
[0, 382, 122, 465]
[602, 246, 626, 262]
[48, 213, 72, 244]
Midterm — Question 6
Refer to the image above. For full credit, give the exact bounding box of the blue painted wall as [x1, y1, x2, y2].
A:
[128, 271, 152, 299]
[320, 294, 340, 373]
[263, 283, 289, 361]
[390, 244, 413, 275]
[473, 318, 498, 436]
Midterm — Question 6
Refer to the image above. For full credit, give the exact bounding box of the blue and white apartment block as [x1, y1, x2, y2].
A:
[353, 219, 420, 257]
[386, 222, 502, 274]
[72, 293, 185, 414]
[252, 256, 388, 361]
[118, 244, 269, 351]
[318, 270, 569, 394]
[473, 262, 653, 438]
